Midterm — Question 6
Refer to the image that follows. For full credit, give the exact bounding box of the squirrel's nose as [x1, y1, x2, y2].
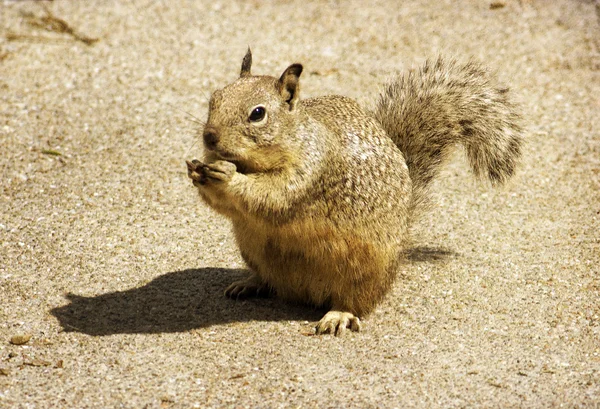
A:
[203, 127, 219, 150]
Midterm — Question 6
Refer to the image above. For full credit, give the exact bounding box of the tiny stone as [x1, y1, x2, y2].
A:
[10, 334, 32, 345]
[24, 358, 51, 367]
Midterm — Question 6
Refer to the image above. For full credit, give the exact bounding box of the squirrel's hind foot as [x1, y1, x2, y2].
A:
[224, 274, 272, 299]
[315, 311, 361, 336]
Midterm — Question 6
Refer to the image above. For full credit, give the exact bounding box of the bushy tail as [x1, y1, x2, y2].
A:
[372, 57, 522, 212]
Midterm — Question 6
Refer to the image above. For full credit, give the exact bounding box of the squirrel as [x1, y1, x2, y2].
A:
[186, 49, 522, 336]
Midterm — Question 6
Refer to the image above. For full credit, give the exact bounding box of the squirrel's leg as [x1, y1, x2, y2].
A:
[315, 310, 361, 336]
[224, 273, 272, 299]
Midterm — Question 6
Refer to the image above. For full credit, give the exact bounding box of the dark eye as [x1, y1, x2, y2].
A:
[248, 106, 266, 122]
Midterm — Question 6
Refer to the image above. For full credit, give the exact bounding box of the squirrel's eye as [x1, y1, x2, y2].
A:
[248, 106, 266, 122]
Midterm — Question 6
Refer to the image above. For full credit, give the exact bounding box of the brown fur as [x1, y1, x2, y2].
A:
[372, 57, 522, 213]
[186, 50, 522, 336]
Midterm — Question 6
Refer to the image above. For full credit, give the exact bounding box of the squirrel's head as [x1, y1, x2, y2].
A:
[202, 48, 304, 174]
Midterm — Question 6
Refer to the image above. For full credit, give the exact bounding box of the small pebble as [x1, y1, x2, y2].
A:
[23, 359, 51, 367]
[10, 334, 32, 345]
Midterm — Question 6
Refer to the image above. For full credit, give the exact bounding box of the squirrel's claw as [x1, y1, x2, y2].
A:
[315, 311, 361, 336]
[187, 159, 207, 186]
[224, 275, 271, 299]
[186, 159, 203, 170]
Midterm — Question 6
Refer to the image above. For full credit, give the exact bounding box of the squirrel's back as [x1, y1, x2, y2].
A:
[300, 95, 412, 234]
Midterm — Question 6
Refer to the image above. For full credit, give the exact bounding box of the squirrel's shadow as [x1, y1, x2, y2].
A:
[50, 268, 322, 336]
[51, 246, 454, 336]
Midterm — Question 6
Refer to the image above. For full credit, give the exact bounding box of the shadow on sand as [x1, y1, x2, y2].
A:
[51, 247, 455, 336]
[50, 268, 323, 336]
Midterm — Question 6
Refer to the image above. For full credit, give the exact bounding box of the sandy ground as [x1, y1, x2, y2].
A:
[1, 0, 599, 407]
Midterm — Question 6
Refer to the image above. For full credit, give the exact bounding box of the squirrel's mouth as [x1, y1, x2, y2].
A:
[214, 154, 251, 174]
[205, 150, 257, 175]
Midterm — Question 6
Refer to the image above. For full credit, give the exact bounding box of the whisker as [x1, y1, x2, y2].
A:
[185, 137, 200, 157]
[166, 102, 205, 126]
[164, 103, 207, 160]
[199, 88, 210, 102]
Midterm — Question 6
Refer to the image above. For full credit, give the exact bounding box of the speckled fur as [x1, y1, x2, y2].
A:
[187, 51, 522, 335]
[372, 58, 523, 213]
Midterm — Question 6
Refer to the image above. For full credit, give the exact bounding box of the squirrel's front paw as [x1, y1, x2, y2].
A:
[202, 160, 236, 183]
[315, 310, 361, 336]
[186, 159, 236, 186]
[186, 159, 207, 186]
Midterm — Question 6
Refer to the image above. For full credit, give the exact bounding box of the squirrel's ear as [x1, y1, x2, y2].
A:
[240, 47, 252, 77]
[278, 63, 303, 110]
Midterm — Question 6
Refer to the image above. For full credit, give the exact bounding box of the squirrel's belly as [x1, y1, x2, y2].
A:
[233, 218, 396, 310]
[233, 220, 339, 306]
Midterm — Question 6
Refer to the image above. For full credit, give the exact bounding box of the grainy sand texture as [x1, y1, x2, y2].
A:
[1, 1, 599, 408]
